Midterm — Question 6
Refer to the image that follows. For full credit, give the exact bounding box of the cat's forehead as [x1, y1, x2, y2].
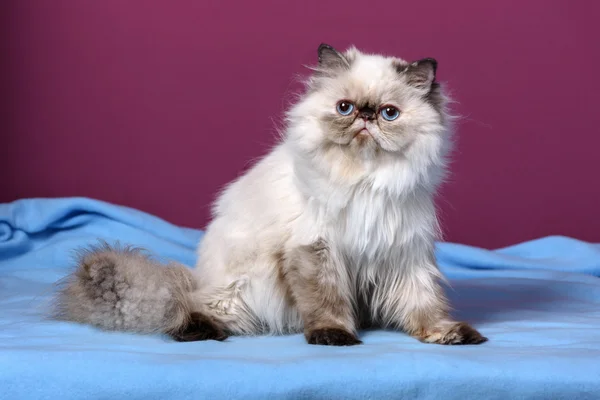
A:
[351, 54, 400, 81]
[334, 54, 407, 103]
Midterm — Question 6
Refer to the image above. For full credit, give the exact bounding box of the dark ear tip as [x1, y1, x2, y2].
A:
[421, 58, 438, 73]
[318, 43, 334, 56]
[317, 43, 350, 69]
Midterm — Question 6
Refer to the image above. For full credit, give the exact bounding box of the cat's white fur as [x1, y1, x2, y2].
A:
[192, 47, 451, 335]
[56, 45, 485, 345]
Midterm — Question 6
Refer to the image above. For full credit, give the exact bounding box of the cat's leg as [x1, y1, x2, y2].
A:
[376, 259, 487, 345]
[282, 239, 361, 346]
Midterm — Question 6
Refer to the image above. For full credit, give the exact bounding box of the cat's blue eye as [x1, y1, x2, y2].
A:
[336, 101, 355, 116]
[380, 106, 400, 121]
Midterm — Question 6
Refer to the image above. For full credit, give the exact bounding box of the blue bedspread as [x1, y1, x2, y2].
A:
[1, 198, 599, 399]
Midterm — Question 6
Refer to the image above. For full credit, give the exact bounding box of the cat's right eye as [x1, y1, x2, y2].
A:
[336, 101, 355, 116]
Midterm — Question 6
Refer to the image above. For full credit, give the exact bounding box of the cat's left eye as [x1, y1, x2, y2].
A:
[380, 106, 400, 121]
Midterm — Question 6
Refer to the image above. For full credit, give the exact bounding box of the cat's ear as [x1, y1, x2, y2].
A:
[398, 58, 437, 90]
[318, 43, 351, 71]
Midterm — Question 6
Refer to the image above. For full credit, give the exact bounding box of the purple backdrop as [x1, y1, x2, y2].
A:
[2, 1, 599, 248]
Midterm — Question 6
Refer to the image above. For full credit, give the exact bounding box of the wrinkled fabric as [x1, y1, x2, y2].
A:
[1, 198, 599, 400]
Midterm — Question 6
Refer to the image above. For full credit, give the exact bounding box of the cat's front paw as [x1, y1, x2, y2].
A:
[420, 322, 487, 345]
[306, 328, 362, 346]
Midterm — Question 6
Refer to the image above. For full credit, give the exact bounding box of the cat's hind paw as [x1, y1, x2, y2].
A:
[169, 312, 228, 342]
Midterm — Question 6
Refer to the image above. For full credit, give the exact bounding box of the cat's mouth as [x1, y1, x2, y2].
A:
[353, 128, 372, 139]
[352, 128, 378, 147]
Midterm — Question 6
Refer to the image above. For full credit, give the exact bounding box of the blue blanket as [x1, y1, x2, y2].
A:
[1, 198, 599, 399]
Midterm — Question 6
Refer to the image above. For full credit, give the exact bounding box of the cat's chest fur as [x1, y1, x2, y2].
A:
[313, 184, 427, 265]
[289, 147, 436, 267]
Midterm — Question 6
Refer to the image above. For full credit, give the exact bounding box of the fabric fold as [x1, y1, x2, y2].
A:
[1, 197, 599, 400]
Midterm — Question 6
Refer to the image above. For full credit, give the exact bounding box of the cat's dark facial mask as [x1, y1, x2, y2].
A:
[313, 44, 443, 154]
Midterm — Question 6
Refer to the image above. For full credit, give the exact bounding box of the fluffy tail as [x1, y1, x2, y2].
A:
[53, 242, 227, 341]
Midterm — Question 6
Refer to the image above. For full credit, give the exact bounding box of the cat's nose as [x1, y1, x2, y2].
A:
[358, 107, 376, 121]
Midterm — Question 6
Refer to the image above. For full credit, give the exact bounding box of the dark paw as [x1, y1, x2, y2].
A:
[420, 322, 487, 345]
[454, 322, 488, 345]
[170, 312, 228, 342]
[307, 328, 362, 346]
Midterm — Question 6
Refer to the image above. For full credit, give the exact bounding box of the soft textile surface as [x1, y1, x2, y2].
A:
[1, 198, 599, 400]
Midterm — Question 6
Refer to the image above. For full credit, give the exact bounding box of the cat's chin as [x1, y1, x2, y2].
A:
[324, 135, 378, 151]
[347, 136, 380, 155]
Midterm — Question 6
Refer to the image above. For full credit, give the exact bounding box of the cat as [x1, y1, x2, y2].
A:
[54, 44, 487, 346]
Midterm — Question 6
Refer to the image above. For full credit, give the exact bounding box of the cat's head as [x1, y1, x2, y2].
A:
[286, 44, 451, 188]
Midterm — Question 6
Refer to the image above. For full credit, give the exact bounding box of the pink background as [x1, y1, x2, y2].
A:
[2, 1, 599, 248]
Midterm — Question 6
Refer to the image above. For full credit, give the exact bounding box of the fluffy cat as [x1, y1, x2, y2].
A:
[54, 44, 486, 346]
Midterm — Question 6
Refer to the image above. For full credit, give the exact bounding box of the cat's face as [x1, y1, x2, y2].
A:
[288, 45, 447, 162]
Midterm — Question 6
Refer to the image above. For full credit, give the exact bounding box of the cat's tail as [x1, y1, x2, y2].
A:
[53, 241, 228, 342]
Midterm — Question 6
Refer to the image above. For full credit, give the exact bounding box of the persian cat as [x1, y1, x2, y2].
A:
[54, 44, 486, 346]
